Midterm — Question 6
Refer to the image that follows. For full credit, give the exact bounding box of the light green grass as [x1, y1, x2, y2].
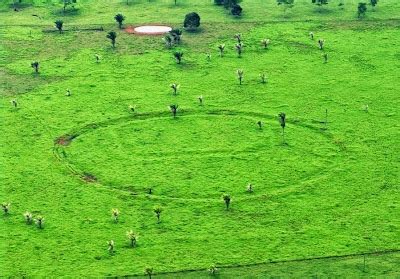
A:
[1, 0, 399, 277]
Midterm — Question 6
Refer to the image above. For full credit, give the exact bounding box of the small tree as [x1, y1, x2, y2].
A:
[236, 69, 244, 85]
[55, 20, 63, 34]
[184, 12, 200, 31]
[1, 203, 10, 214]
[260, 73, 267, 83]
[170, 28, 182, 44]
[370, 0, 378, 7]
[318, 39, 324, 50]
[231, 4, 242, 16]
[278, 112, 286, 142]
[111, 208, 120, 222]
[247, 183, 254, 192]
[322, 53, 328, 63]
[169, 104, 178, 117]
[126, 230, 138, 247]
[107, 31, 117, 48]
[173, 51, 183, 64]
[257, 121, 263, 129]
[163, 35, 173, 48]
[261, 39, 270, 49]
[62, 0, 77, 12]
[312, 0, 328, 5]
[234, 33, 241, 43]
[145, 267, 153, 279]
[170, 83, 179, 95]
[95, 54, 100, 63]
[309, 32, 314, 40]
[153, 206, 163, 223]
[235, 43, 243, 57]
[114, 13, 125, 29]
[31, 61, 39, 73]
[198, 95, 204, 105]
[24, 211, 33, 224]
[209, 264, 218, 275]
[108, 240, 115, 253]
[218, 44, 225, 57]
[35, 215, 44, 229]
[11, 99, 18, 108]
[129, 104, 136, 113]
[222, 194, 231, 210]
[358, 3, 367, 18]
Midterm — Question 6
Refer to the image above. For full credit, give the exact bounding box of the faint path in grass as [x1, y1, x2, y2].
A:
[53, 108, 341, 202]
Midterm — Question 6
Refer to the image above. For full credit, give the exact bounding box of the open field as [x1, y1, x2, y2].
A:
[1, 0, 399, 277]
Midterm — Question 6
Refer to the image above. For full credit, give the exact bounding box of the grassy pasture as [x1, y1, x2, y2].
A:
[1, 0, 399, 277]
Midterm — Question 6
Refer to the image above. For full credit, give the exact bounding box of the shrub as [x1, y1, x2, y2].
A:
[184, 12, 200, 30]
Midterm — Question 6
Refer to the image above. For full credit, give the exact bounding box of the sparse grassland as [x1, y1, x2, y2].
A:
[1, 0, 399, 277]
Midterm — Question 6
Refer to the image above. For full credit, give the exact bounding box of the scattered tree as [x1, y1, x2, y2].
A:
[107, 31, 117, 48]
[24, 211, 33, 224]
[370, 0, 378, 7]
[278, 112, 286, 142]
[35, 215, 44, 229]
[170, 28, 182, 44]
[11, 99, 18, 108]
[231, 4, 242, 16]
[108, 240, 115, 253]
[277, 0, 295, 13]
[358, 3, 367, 18]
[163, 34, 173, 48]
[322, 53, 328, 63]
[129, 104, 136, 113]
[257, 121, 263, 129]
[169, 104, 178, 117]
[247, 183, 254, 192]
[184, 12, 200, 31]
[31, 61, 39, 73]
[235, 43, 243, 57]
[153, 206, 163, 223]
[1, 203, 10, 214]
[198, 95, 204, 105]
[111, 208, 120, 222]
[309, 32, 314, 40]
[318, 39, 325, 50]
[114, 13, 125, 29]
[234, 33, 242, 43]
[218, 44, 226, 57]
[312, 0, 328, 5]
[55, 20, 63, 34]
[66, 89, 71, 96]
[236, 69, 244, 85]
[206, 53, 211, 61]
[261, 39, 270, 49]
[145, 267, 153, 279]
[62, 0, 77, 13]
[260, 73, 267, 83]
[95, 54, 100, 63]
[222, 194, 231, 210]
[173, 51, 183, 64]
[170, 83, 179, 95]
[208, 264, 218, 275]
[126, 230, 138, 247]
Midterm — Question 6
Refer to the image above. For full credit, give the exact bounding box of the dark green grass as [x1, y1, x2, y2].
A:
[1, 0, 399, 277]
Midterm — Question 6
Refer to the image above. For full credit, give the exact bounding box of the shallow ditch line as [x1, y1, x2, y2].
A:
[118, 248, 400, 278]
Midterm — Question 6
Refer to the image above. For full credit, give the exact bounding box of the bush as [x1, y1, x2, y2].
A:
[184, 12, 200, 30]
[231, 4, 242, 16]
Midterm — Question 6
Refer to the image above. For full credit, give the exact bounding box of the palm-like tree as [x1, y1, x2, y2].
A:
[318, 39, 324, 50]
[145, 267, 153, 279]
[208, 264, 218, 275]
[163, 35, 173, 48]
[114, 13, 125, 29]
[218, 44, 225, 57]
[55, 20, 63, 34]
[234, 33, 242, 43]
[24, 211, 33, 224]
[31, 61, 39, 73]
[1, 203, 10, 214]
[278, 112, 286, 142]
[169, 104, 178, 118]
[257, 121, 263, 129]
[35, 215, 44, 229]
[235, 43, 243, 57]
[261, 39, 270, 49]
[198, 95, 203, 105]
[173, 51, 183, 64]
[108, 240, 115, 253]
[309, 32, 314, 40]
[170, 28, 182, 44]
[126, 230, 138, 247]
[95, 54, 100, 63]
[11, 99, 17, 108]
[222, 194, 231, 210]
[153, 206, 163, 223]
[111, 208, 120, 222]
[322, 53, 328, 63]
[260, 73, 267, 84]
[170, 83, 179, 95]
[107, 31, 117, 48]
[247, 183, 254, 193]
[128, 104, 136, 113]
[236, 69, 244, 85]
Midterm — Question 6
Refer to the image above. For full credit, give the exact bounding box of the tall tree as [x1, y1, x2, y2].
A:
[114, 13, 125, 29]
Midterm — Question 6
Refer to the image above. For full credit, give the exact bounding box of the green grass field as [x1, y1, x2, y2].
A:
[1, 0, 399, 277]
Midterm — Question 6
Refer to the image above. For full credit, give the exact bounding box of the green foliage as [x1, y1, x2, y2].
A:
[370, 0, 378, 6]
[153, 206, 163, 222]
[231, 4, 242, 16]
[184, 12, 200, 30]
[114, 13, 125, 29]
[358, 2, 367, 17]
[1, 203, 11, 214]
[222, 194, 231, 209]
[62, 0, 76, 12]
[173, 51, 183, 64]
[30, 61, 39, 73]
[106, 31, 117, 47]
[311, 0, 328, 5]
[54, 20, 63, 33]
